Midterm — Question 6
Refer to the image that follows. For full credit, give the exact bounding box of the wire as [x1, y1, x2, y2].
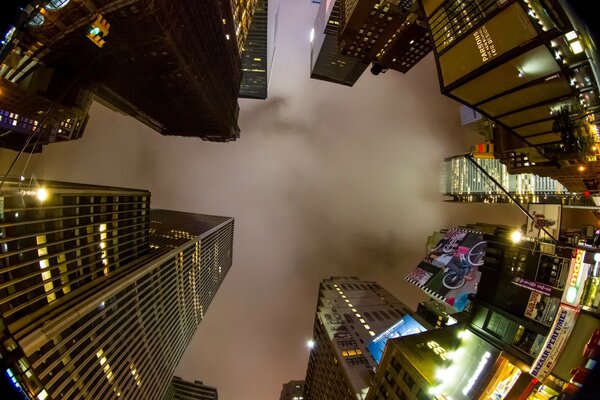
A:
[0, 50, 102, 192]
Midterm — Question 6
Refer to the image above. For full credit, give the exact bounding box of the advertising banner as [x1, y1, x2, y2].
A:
[523, 291, 560, 327]
[368, 316, 427, 363]
[529, 306, 578, 380]
[536, 254, 569, 289]
[512, 277, 553, 296]
[406, 228, 485, 312]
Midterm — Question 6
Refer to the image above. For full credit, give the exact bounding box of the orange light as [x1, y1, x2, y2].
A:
[578, 165, 585, 172]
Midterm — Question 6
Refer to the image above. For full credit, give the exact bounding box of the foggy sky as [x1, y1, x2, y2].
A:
[0, 1, 524, 398]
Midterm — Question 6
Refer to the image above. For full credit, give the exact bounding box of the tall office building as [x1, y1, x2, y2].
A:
[310, 0, 369, 86]
[337, 0, 431, 74]
[162, 376, 218, 400]
[239, 0, 280, 99]
[0, 178, 234, 400]
[303, 277, 430, 400]
[279, 380, 305, 400]
[0, 0, 259, 150]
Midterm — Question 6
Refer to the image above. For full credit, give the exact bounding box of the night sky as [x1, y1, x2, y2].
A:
[0, 1, 525, 398]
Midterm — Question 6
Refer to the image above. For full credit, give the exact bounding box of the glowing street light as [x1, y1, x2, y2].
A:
[36, 187, 48, 202]
[307, 340, 315, 349]
[511, 230, 523, 243]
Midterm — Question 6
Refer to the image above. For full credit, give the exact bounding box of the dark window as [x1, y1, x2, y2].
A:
[403, 373, 415, 391]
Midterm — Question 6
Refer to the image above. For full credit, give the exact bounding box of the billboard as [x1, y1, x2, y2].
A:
[368, 316, 427, 363]
[406, 228, 486, 312]
[526, 204, 561, 242]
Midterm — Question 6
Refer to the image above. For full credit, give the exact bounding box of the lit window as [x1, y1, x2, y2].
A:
[28, 13, 44, 27]
[37, 390, 48, 400]
[570, 40, 584, 54]
[45, 0, 70, 10]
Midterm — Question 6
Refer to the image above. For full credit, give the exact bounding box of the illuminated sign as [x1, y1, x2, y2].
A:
[473, 26, 498, 62]
[530, 306, 578, 380]
[562, 250, 590, 306]
[368, 316, 427, 363]
[463, 351, 491, 395]
[427, 341, 449, 361]
[512, 277, 552, 296]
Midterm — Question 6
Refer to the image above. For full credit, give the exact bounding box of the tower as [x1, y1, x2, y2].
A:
[303, 277, 429, 400]
[0, 178, 234, 400]
[310, 0, 369, 86]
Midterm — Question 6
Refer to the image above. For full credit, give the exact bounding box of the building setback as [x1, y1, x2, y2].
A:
[0, 178, 234, 400]
[304, 277, 430, 400]
[162, 376, 218, 400]
[0, 0, 260, 150]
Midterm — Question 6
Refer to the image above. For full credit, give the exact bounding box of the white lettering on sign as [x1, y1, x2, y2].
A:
[473, 25, 498, 63]
[427, 341, 449, 361]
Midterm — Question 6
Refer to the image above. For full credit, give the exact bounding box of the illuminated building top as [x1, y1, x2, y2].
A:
[440, 157, 569, 203]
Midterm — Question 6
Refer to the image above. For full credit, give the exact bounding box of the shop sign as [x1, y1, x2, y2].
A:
[530, 306, 578, 380]
[562, 250, 590, 306]
[512, 277, 552, 296]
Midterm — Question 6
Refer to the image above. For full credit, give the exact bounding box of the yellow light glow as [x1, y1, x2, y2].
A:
[36, 187, 48, 201]
[579, 165, 585, 172]
[511, 230, 523, 243]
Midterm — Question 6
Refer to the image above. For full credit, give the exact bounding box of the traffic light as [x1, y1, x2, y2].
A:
[86, 14, 110, 48]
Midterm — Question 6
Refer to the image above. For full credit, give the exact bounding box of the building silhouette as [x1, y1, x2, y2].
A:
[162, 376, 218, 400]
[303, 277, 430, 400]
[0, 0, 263, 151]
[0, 178, 234, 400]
[279, 380, 305, 400]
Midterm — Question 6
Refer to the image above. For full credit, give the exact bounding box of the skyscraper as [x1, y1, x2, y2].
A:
[279, 380, 305, 400]
[239, 0, 280, 99]
[0, 178, 234, 400]
[310, 0, 369, 86]
[303, 277, 430, 400]
[0, 0, 260, 150]
[162, 376, 218, 400]
[337, 0, 431, 75]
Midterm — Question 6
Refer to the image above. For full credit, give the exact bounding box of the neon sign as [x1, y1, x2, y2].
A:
[563, 249, 590, 306]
